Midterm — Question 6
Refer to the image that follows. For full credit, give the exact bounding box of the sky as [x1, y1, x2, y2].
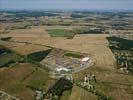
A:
[0, 0, 133, 11]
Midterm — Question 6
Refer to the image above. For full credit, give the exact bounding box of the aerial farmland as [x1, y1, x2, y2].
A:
[0, 9, 133, 100]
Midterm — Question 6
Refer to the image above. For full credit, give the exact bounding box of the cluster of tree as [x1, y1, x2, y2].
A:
[115, 51, 133, 72]
[73, 27, 105, 34]
[0, 46, 22, 68]
[43, 23, 71, 26]
[111, 23, 133, 30]
[10, 25, 31, 30]
[44, 77, 73, 99]
[107, 37, 133, 50]
[107, 37, 133, 72]
[1, 37, 11, 41]
[27, 49, 51, 62]
[0, 44, 49, 71]
[77, 76, 114, 100]
[71, 14, 86, 18]
[0, 49, 5, 55]
[4, 11, 58, 17]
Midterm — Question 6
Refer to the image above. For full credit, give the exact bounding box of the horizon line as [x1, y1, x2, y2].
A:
[0, 9, 133, 12]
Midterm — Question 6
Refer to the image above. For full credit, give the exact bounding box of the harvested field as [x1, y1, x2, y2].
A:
[1, 22, 30, 29]
[69, 86, 97, 100]
[0, 63, 35, 100]
[96, 82, 133, 100]
[0, 63, 51, 100]
[0, 63, 35, 81]
[10, 34, 115, 68]
[72, 65, 133, 100]
[0, 26, 50, 38]
[23, 67, 49, 90]
[11, 44, 51, 55]
[0, 40, 25, 48]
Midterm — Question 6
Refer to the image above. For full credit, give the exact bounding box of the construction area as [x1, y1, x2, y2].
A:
[40, 48, 94, 76]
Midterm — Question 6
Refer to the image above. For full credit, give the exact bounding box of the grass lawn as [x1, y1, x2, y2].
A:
[47, 29, 75, 38]
[64, 52, 83, 58]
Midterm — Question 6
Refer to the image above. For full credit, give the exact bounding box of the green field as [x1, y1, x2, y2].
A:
[64, 52, 83, 58]
[47, 29, 75, 38]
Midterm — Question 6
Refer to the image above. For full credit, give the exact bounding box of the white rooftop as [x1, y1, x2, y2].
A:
[81, 57, 90, 62]
[56, 67, 70, 72]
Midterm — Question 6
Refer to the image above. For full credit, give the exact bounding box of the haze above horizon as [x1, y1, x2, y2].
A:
[0, 0, 133, 11]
